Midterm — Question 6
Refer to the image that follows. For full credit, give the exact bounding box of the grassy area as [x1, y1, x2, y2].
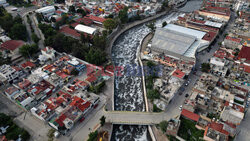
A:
[177, 117, 204, 141]
[153, 104, 162, 112]
[0, 113, 30, 141]
[88, 81, 105, 94]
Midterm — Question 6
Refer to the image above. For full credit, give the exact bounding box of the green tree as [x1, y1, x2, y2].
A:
[103, 18, 117, 31]
[162, 0, 169, 8]
[87, 131, 98, 141]
[153, 104, 162, 112]
[76, 9, 86, 17]
[201, 63, 211, 73]
[146, 21, 156, 32]
[19, 44, 39, 58]
[162, 21, 167, 27]
[93, 34, 106, 49]
[69, 5, 76, 13]
[159, 120, 168, 132]
[118, 7, 128, 24]
[32, 33, 40, 43]
[100, 116, 106, 126]
[9, 24, 27, 41]
[147, 89, 160, 101]
[36, 13, 43, 23]
[85, 48, 106, 65]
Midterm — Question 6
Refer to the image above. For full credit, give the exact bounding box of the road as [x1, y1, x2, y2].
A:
[235, 107, 250, 141]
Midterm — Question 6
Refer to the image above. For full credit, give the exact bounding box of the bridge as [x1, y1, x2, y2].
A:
[103, 110, 173, 125]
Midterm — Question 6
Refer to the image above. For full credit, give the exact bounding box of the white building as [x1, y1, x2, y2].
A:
[210, 57, 225, 67]
[0, 64, 20, 82]
[35, 6, 55, 16]
[39, 47, 56, 63]
[75, 24, 97, 35]
[0, 0, 8, 7]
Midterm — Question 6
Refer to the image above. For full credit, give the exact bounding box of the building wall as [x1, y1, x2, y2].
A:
[198, 11, 230, 22]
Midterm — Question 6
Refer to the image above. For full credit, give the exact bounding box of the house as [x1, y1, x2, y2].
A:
[39, 47, 56, 62]
[224, 36, 241, 49]
[21, 61, 36, 70]
[18, 79, 31, 89]
[0, 40, 25, 55]
[49, 96, 92, 130]
[172, 69, 186, 79]
[237, 46, 250, 62]
[220, 107, 244, 125]
[0, 64, 20, 83]
[197, 6, 231, 22]
[15, 92, 34, 108]
[31, 91, 71, 121]
[63, 65, 75, 75]
[203, 122, 229, 141]
[181, 109, 200, 122]
[27, 80, 54, 100]
[59, 26, 81, 39]
[4, 86, 20, 99]
[85, 15, 106, 26]
[166, 119, 180, 136]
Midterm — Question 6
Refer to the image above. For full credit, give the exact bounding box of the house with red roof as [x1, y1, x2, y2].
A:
[59, 25, 81, 39]
[27, 80, 54, 100]
[0, 40, 25, 54]
[18, 79, 31, 89]
[49, 95, 92, 130]
[21, 61, 36, 70]
[237, 46, 250, 62]
[181, 109, 200, 122]
[85, 15, 106, 26]
[224, 36, 241, 49]
[203, 122, 229, 141]
[31, 91, 71, 121]
[172, 69, 185, 79]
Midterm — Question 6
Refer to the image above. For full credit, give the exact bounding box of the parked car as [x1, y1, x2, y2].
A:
[179, 105, 183, 110]
[185, 94, 189, 98]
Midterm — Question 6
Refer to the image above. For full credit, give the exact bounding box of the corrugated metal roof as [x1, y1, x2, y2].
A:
[74, 24, 96, 35]
[164, 24, 206, 39]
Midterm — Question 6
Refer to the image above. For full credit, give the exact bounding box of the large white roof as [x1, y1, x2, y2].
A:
[35, 6, 55, 13]
[75, 24, 96, 35]
[164, 24, 206, 39]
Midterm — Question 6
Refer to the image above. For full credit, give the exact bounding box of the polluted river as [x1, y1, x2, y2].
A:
[111, 0, 203, 140]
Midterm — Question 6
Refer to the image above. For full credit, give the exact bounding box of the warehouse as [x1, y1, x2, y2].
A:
[74, 24, 97, 35]
[35, 6, 55, 16]
[151, 25, 210, 62]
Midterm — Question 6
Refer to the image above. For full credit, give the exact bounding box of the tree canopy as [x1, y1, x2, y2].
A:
[85, 48, 106, 65]
[100, 116, 106, 126]
[9, 24, 27, 41]
[118, 7, 128, 24]
[103, 18, 117, 31]
[19, 44, 39, 58]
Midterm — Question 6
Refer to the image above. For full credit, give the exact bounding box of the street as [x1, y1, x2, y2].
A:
[235, 106, 250, 141]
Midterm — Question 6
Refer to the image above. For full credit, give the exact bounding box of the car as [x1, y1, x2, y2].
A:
[179, 93, 182, 95]
[185, 83, 188, 86]
[185, 94, 189, 98]
[179, 105, 183, 110]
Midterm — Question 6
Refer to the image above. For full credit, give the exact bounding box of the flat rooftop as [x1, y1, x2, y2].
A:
[164, 24, 206, 39]
[151, 28, 197, 56]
